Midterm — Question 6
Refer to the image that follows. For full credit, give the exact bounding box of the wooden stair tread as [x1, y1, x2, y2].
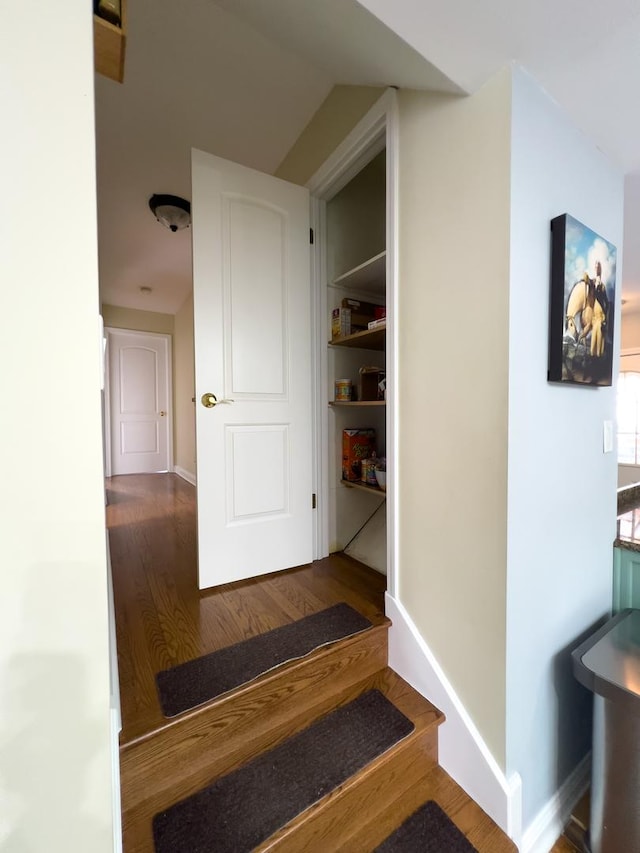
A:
[122, 612, 389, 751]
[254, 667, 444, 852]
[347, 763, 517, 853]
[120, 602, 391, 751]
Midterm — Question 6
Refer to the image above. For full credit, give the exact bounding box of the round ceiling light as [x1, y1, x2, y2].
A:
[149, 194, 191, 233]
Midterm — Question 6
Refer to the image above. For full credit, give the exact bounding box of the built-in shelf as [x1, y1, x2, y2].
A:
[341, 479, 386, 497]
[94, 5, 127, 83]
[329, 401, 386, 407]
[331, 251, 386, 297]
[329, 325, 385, 351]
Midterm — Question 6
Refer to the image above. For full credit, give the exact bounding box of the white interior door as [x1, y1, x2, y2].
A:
[107, 329, 171, 475]
[192, 148, 313, 589]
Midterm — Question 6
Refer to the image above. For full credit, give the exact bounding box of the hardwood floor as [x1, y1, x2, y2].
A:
[106, 473, 387, 745]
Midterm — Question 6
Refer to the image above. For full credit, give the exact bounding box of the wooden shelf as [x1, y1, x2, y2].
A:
[341, 479, 386, 497]
[329, 325, 385, 351]
[94, 4, 127, 83]
[329, 401, 386, 407]
[331, 251, 386, 297]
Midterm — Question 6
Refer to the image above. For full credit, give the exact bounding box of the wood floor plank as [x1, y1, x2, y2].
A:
[260, 569, 328, 620]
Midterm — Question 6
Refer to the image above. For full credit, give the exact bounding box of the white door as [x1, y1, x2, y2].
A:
[192, 149, 313, 589]
[106, 329, 172, 475]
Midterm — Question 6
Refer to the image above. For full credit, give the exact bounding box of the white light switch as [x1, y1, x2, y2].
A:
[603, 420, 613, 453]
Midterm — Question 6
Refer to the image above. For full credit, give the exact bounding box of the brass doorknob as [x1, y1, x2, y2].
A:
[159, 411, 166, 417]
[201, 393, 234, 408]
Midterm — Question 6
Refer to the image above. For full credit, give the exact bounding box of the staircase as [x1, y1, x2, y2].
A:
[119, 607, 516, 852]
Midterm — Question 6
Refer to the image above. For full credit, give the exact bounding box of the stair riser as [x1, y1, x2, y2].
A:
[121, 624, 388, 851]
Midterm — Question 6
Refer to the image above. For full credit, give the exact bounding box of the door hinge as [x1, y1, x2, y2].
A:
[310, 228, 314, 245]
[312, 493, 317, 509]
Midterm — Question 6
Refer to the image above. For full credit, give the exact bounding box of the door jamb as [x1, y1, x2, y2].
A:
[104, 327, 174, 477]
[307, 88, 399, 598]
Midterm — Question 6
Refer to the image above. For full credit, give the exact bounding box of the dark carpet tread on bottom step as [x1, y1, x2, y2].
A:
[374, 799, 479, 852]
[152, 689, 414, 853]
[156, 601, 373, 716]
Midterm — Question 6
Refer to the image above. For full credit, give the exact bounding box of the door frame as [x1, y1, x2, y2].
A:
[103, 327, 174, 477]
[307, 88, 399, 598]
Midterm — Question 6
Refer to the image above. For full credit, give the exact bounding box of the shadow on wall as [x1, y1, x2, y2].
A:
[0, 565, 112, 852]
[553, 613, 609, 790]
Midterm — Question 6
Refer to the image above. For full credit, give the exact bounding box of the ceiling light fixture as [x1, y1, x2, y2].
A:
[148, 194, 191, 233]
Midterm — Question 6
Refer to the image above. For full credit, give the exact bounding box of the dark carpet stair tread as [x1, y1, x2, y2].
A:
[156, 602, 373, 716]
[255, 671, 446, 853]
[152, 689, 414, 853]
[374, 800, 479, 852]
[346, 764, 518, 853]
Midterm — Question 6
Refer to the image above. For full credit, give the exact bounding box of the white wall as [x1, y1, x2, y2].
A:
[0, 3, 113, 851]
[506, 67, 623, 829]
[396, 76, 512, 768]
[618, 349, 640, 486]
[621, 311, 640, 349]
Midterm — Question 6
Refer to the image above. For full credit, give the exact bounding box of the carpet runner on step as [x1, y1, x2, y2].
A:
[152, 689, 414, 853]
[374, 800, 479, 852]
[156, 601, 373, 716]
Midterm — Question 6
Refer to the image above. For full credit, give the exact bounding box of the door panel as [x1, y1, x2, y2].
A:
[192, 149, 312, 588]
[225, 197, 288, 396]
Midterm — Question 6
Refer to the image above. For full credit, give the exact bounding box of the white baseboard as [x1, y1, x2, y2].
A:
[385, 592, 522, 842]
[174, 466, 196, 486]
[520, 752, 590, 853]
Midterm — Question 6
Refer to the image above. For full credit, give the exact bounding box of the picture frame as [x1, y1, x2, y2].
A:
[548, 213, 617, 386]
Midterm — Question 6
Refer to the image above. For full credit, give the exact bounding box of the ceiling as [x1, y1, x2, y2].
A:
[95, 0, 640, 316]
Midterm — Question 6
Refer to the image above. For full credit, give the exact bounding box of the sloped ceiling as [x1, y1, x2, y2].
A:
[96, 0, 640, 315]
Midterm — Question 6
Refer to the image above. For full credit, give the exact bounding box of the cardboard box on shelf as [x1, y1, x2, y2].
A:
[342, 428, 376, 481]
[359, 367, 385, 401]
[367, 317, 386, 330]
[341, 297, 384, 317]
[331, 307, 351, 340]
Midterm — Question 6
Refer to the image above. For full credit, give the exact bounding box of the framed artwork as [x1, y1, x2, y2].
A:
[548, 213, 617, 386]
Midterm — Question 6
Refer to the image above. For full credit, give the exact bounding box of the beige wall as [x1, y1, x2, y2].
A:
[1, 2, 113, 850]
[101, 303, 174, 335]
[275, 85, 385, 185]
[174, 293, 197, 477]
[397, 78, 512, 766]
[277, 79, 511, 763]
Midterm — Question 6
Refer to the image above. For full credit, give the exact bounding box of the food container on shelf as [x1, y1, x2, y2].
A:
[334, 379, 352, 401]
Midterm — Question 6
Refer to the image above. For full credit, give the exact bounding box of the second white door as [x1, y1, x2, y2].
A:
[107, 328, 171, 475]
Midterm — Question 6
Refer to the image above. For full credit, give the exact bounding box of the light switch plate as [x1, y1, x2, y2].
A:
[603, 420, 613, 453]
